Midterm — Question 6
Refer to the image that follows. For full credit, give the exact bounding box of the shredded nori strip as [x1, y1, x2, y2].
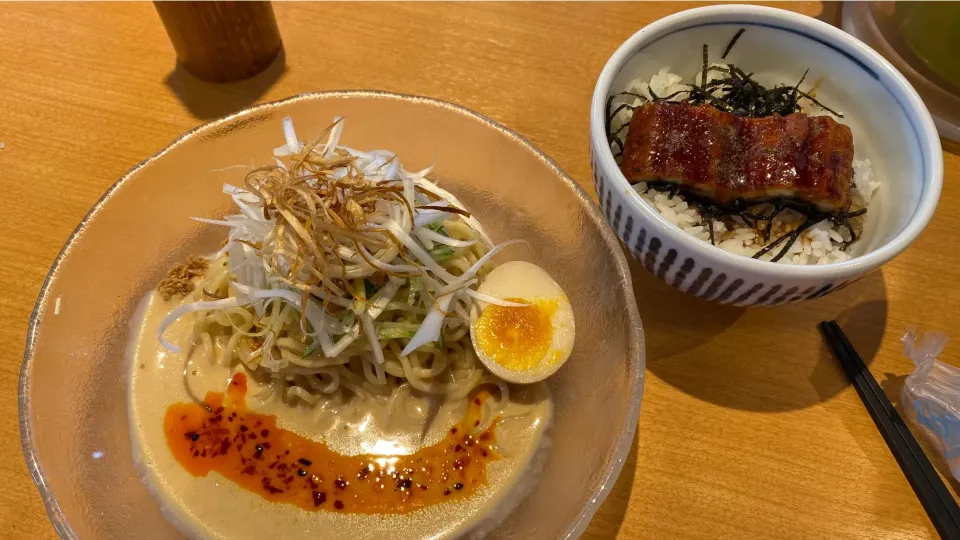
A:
[639, 181, 865, 260]
[753, 218, 816, 262]
[604, 28, 857, 259]
[605, 91, 649, 159]
[721, 28, 746, 60]
[701, 44, 709, 93]
[684, 64, 842, 118]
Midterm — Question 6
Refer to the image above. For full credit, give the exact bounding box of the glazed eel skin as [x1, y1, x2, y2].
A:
[619, 102, 854, 212]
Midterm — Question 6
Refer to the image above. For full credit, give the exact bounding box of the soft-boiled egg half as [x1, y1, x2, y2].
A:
[470, 261, 575, 383]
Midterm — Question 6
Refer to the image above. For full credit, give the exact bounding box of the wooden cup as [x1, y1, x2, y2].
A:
[154, 1, 283, 83]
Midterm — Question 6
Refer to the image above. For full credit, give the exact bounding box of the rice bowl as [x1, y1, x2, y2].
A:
[590, 5, 942, 306]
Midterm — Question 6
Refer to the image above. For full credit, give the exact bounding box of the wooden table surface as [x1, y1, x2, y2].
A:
[3, 2, 959, 538]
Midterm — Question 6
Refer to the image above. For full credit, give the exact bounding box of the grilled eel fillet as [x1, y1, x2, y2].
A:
[619, 102, 854, 212]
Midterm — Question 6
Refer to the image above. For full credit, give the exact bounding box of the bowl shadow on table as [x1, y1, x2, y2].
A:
[580, 429, 639, 540]
[163, 48, 288, 120]
[631, 253, 889, 412]
[943, 137, 960, 156]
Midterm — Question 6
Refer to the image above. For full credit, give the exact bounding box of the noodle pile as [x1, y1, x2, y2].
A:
[158, 117, 521, 415]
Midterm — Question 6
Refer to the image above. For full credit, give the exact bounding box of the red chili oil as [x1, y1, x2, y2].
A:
[164, 373, 498, 514]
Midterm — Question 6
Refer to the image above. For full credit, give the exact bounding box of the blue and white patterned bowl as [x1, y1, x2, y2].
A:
[589, 5, 942, 306]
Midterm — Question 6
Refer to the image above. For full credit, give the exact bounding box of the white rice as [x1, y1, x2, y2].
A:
[610, 66, 880, 265]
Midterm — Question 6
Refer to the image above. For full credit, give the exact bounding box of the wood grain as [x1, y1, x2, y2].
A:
[1, 2, 958, 539]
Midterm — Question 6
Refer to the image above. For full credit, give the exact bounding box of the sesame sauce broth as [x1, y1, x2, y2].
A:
[131, 290, 553, 539]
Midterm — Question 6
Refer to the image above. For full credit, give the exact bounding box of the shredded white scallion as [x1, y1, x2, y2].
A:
[157, 117, 525, 409]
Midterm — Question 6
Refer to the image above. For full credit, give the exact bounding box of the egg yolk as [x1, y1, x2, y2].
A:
[475, 297, 556, 371]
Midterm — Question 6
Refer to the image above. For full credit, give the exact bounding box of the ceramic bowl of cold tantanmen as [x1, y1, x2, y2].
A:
[20, 91, 643, 539]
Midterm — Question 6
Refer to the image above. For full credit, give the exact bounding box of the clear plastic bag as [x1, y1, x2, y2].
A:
[901, 328, 960, 480]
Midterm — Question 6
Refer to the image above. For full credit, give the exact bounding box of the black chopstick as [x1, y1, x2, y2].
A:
[820, 320, 960, 539]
